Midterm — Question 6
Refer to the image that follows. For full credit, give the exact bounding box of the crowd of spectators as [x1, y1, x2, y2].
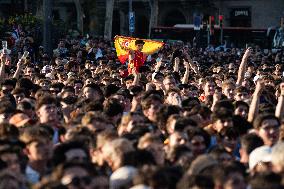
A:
[1, 25, 284, 189]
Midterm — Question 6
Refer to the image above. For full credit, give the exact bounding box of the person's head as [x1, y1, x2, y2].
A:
[11, 88, 26, 104]
[222, 81, 236, 100]
[271, 142, 284, 173]
[73, 80, 83, 95]
[168, 131, 188, 149]
[253, 114, 280, 147]
[52, 140, 90, 167]
[0, 169, 27, 189]
[141, 94, 163, 122]
[163, 76, 177, 91]
[249, 146, 272, 174]
[203, 77, 216, 96]
[234, 101, 249, 119]
[102, 138, 134, 170]
[36, 96, 59, 123]
[0, 148, 21, 174]
[20, 126, 53, 162]
[212, 108, 234, 133]
[135, 40, 145, 52]
[209, 146, 233, 164]
[234, 86, 249, 102]
[82, 84, 104, 102]
[1, 79, 15, 97]
[217, 127, 239, 153]
[24, 65, 35, 77]
[103, 98, 124, 125]
[165, 88, 181, 106]
[249, 171, 283, 189]
[187, 128, 210, 157]
[81, 112, 113, 133]
[53, 162, 96, 189]
[138, 133, 165, 165]
[239, 133, 264, 165]
[124, 75, 134, 89]
[177, 174, 214, 189]
[118, 112, 146, 136]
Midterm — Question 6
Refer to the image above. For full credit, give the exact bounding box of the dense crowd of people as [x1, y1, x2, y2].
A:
[1, 25, 284, 189]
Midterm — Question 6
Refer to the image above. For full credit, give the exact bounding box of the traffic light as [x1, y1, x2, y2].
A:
[209, 16, 215, 35]
[219, 15, 224, 27]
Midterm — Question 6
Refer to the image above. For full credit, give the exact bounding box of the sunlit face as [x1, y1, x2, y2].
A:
[258, 118, 279, 147]
[163, 78, 176, 91]
[204, 81, 215, 96]
[235, 92, 249, 101]
[214, 118, 233, 133]
[136, 44, 144, 51]
[143, 100, 162, 122]
[37, 104, 58, 123]
[189, 135, 206, 157]
[234, 105, 248, 119]
[223, 85, 235, 100]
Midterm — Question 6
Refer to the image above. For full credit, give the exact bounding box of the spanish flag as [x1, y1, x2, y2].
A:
[114, 35, 164, 64]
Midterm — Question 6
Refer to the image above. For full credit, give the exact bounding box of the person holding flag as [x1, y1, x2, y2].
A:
[114, 36, 164, 74]
[128, 39, 147, 74]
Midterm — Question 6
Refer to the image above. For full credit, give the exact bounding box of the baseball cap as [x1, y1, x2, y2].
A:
[249, 145, 272, 170]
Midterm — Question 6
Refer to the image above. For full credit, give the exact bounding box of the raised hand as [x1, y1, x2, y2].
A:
[255, 79, 265, 94]
[243, 47, 252, 60]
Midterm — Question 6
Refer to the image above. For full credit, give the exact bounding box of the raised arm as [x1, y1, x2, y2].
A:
[275, 83, 284, 120]
[0, 53, 8, 83]
[173, 57, 180, 72]
[184, 51, 200, 75]
[181, 60, 190, 84]
[13, 58, 25, 79]
[132, 67, 140, 86]
[248, 80, 264, 123]
[236, 48, 252, 86]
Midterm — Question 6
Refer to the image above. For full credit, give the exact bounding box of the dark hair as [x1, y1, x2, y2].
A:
[135, 40, 145, 45]
[240, 133, 264, 154]
[177, 174, 214, 189]
[122, 149, 156, 168]
[253, 113, 280, 130]
[52, 140, 90, 167]
[249, 172, 284, 189]
[103, 98, 124, 117]
[36, 96, 57, 110]
[211, 107, 233, 122]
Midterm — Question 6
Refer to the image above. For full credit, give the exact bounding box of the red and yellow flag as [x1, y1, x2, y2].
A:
[114, 35, 164, 64]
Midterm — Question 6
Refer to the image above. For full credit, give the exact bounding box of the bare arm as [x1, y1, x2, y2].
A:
[236, 48, 252, 86]
[173, 57, 180, 72]
[0, 53, 6, 83]
[132, 68, 140, 86]
[184, 51, 200, 75]
[275, 83, 284, 119]
[182, 60, 190, 84]
[248, 80, 264, 123]
[13, 58, 24, 79]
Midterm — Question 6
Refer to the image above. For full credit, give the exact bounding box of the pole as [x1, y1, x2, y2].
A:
[43, 0, 52, 57]
[220, 27, 223, 45]
[207, 24, 210, 47]
[129, 0, 133, 36]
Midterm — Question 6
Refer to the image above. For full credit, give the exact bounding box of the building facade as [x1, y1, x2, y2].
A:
[94, 0, 284, 38]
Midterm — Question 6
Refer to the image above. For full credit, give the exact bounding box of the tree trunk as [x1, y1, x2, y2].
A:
[74, 0, 84, 34]
[104, 0, 115, 40]
[148, 0, 158, 38]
